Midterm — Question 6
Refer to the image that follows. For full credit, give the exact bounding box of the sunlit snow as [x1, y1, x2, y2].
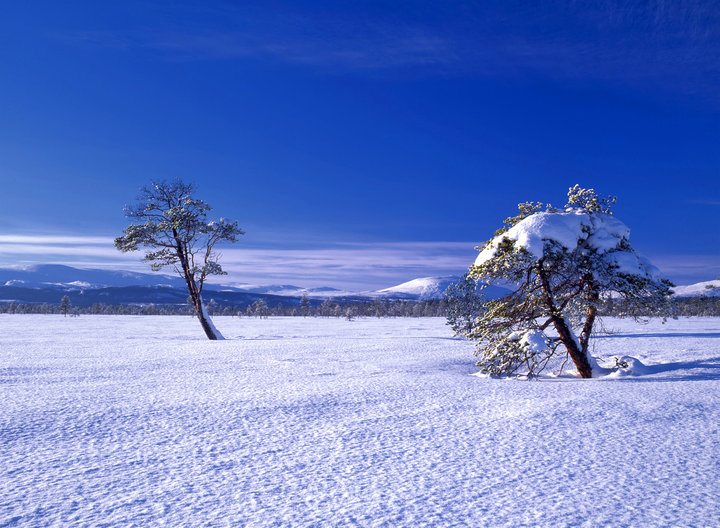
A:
[2, 315, 719, 527]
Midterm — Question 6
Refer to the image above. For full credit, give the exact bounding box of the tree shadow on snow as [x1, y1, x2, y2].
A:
[433, 358, 480, 375]
[596, 332, 720, 339]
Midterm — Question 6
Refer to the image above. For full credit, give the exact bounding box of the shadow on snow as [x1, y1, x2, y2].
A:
[596, 332, 720, 339]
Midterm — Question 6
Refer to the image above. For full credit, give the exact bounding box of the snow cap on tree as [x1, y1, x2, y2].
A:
[475, 209, 661, 281]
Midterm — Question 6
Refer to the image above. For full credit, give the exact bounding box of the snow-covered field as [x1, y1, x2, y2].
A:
[2, 315, 719, 527]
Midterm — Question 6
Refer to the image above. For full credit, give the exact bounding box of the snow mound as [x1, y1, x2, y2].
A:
[605, 356, 651, 377]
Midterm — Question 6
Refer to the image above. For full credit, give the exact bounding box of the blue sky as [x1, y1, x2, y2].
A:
[1, 1, 718, 288]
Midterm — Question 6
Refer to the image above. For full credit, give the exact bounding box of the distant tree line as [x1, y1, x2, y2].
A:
[2, 295, 719, 318]
[0, 297, 450, 318]
[600, 296, 720, 318]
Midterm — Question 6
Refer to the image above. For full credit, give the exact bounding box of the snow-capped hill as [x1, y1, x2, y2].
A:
[378, 276, 460, 300]
[377, 276, 513, 300]
[672, 280, 720, 297]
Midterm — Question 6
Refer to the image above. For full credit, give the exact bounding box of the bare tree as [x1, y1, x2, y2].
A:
[114, 179, 243, 340]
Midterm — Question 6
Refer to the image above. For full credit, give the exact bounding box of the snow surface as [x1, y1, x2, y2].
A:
[2, 316, 720, 527]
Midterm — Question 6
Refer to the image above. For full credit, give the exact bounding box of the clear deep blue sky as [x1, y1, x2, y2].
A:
[1, 1, 718, 288]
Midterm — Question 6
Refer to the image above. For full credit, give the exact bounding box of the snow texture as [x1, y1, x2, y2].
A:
[2, 315, 720, 527]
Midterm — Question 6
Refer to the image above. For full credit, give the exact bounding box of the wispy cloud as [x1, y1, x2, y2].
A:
[0, 235, 113, 245]
[2, 234, 718, 288]
[0, 234, 477, 289]
[71, 26, 455, 70]
[62, 1, 720, 101]
[208, 242, 478, 289]
[646, 254, 720, 284]
[0, 235, 140, 271]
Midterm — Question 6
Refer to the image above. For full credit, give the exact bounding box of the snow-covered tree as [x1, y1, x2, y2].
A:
[445, 273, 485, 336]
[59, 295, 71, 317]
[115, 179, 243, 340]
[466, 185, 673, 378]
[299, 291, 311, 316]
[252, 298, 269, 319]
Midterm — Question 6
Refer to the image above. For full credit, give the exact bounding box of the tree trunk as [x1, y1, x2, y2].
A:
[550, 315, 593, 378]
[194, 296, 224, 340]
[537, 264, 594, 378]
[579, 284, 599, 355]
[172, 235, 224, 340]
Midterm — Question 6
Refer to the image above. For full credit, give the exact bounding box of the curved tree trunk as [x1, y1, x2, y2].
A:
[550, 315, 593, 378]
[538, 264, 594, 378]
[579, 283, 599, 357]
[195, 297, 224, 340]
[173, 233, 224, 340]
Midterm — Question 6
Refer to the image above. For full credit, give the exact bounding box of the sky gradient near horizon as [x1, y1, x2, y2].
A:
[1, 1, 718, 288]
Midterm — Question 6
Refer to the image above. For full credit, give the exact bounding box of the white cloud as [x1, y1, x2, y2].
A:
[0, 235, 113, 245]
[0, 234, 477, 289]
[63, 2, 720, 103]
[1, 234, 717, 289]
[2, 234, 717, 289]
[647, 255, 720, 284]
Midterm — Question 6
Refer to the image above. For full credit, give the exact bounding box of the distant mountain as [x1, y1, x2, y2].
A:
[0, 283, 318, 308]
[672, 280, 720, 297]
[377, 276, 460, 300]
[376, 276, 512, 301]
[0, 264, 318, 307]
[377, 275, 455, 299]
[0, 265, 347, 298]
[0, 265, 465, 305]
[0, 264, 185, 290]
[3, 264, 715, 306]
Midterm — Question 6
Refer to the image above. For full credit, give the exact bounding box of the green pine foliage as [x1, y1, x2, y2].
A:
[462, 185, 673, 378]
